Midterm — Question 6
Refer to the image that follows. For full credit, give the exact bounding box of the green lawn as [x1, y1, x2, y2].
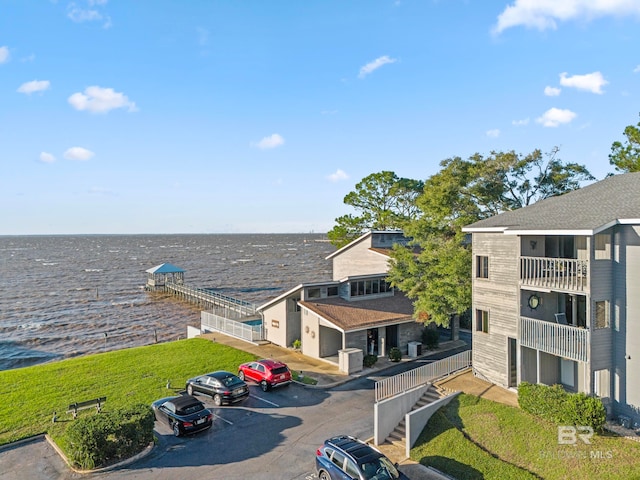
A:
[411, 393, 640, 480]
[0, 338, 257, 446]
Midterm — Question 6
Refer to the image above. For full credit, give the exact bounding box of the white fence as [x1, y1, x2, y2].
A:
[374, 350, 471, 403]
[201, 311, 263, 342]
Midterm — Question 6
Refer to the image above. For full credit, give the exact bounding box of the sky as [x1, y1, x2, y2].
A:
[2, 1, 640, 235]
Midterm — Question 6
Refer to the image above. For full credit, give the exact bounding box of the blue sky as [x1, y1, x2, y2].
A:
[2, 1, 640, 235]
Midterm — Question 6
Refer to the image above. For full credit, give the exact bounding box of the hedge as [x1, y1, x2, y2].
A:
[64, 403, 155, 470]
[518, 382, 606, 431]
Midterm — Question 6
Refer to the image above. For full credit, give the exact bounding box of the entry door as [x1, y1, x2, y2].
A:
[386, 325, 398, 349]
[508, 337, 517, 387]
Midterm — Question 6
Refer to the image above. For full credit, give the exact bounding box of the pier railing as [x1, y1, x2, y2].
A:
[374, 350, 471, 403]
[164, 282, 257, 318]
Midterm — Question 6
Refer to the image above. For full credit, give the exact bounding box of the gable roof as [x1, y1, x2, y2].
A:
[299, 293, 415, 332]
[325, 230, 405, 260]
[463, 172, 640, 235]
[145, 263, 184, 274]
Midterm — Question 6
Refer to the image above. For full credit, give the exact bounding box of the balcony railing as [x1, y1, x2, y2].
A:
[520, 256, 588, 292]
[520, 316, 589, 363]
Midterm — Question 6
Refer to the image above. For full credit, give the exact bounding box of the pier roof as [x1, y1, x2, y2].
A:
[146, 263, 184, 274]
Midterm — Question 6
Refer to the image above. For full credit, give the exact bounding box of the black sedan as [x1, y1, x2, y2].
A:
[185, 370, 250, 406]
[151, 395, 213, 437]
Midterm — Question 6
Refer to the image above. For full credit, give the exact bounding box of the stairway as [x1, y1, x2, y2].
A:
[384, 384, 445, 449]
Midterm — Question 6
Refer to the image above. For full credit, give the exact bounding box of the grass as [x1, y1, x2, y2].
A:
[411, 393, 640, 480]
[0, 337, 257, 446]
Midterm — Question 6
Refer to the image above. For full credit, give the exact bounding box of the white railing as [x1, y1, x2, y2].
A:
[520, 256, 588, 292]
[201, 311, 263, 342]
[165, 282, 257, 318]
[374, 350, 471, 403]
[520, 316, 589, 363]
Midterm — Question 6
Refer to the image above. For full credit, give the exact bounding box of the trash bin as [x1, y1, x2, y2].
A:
[408, 341, 422, 358]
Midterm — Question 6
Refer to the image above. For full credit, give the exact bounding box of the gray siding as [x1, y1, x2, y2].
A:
[332, 239, 390, 280]
[612, 225, 640, 424]
[472, 233, 519, 387]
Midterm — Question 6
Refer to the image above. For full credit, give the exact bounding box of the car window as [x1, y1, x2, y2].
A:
[164, 402, 176, 414]
[272, 366, 289, 375]
[331, 450, 346, 470]
[257, 364, 266, 373]
[221, 375, 241, 387]
[345, 458, 360, 478]
[360, 456, 400, 480]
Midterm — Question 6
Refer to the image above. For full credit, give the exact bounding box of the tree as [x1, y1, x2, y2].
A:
[609, 114, 640, 173]
[388, 148, 593, 326]
[327, 171, 424, 248]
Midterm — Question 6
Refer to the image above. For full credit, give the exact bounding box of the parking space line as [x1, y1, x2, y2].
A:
[249, 394, 280, 407]
[212, 412, 233, 425]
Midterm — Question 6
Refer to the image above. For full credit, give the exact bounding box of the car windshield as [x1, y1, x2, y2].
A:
[177, 403, 204, 415]
[271, 366, 289, 375]
[361, 456, 401, 480]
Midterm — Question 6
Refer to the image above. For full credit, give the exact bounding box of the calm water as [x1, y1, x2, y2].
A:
[0, 234, 334, 371]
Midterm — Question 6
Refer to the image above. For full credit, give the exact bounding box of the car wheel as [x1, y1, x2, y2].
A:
[173, 423, 181, 437]
[238, 371, 245, 381]
[260, 380, 269, 392]
[318, 470, 330, 480]
[213, 394, 222, 406]
[187, 384, 194, 396]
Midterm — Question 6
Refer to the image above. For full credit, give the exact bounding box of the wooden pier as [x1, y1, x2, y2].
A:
[163, 282, 257, 320]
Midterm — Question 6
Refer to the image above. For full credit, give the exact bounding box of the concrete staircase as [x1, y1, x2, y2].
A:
[384, 384, 445, 449]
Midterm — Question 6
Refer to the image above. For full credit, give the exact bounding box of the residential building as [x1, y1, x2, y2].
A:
[463, 172, 640, 424]
[257, 231, 424, 369]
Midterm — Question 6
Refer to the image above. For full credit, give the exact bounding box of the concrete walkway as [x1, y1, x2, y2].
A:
[435, 369, 519, 407]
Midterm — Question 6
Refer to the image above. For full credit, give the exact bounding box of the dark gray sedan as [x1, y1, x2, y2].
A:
[185, 370, 250, 406]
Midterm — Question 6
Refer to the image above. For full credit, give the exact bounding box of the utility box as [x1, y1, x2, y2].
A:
[408, 341, 422, 358]
[339, 348, 363, 374]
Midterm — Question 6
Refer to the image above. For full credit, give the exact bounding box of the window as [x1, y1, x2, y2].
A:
[331, 451, 346, 469]
[476, 309, 489, 333]
[271, 319, 280, 328]
[476, 256, 489, 278]
[595, 300, 609, 329]
[308, 288, 321, 299]
[344, 459, 359, 478]
[327, 286, 338, 296]
[595, 233, 611, 260]
[349, 279, 392, 297]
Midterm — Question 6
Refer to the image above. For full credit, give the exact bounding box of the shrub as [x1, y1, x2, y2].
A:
[422, 328, 439, 350]
[388, 347, 402, 362]
[518, 382, 606, 431]
[292, 339, 301, 350]
[65, 404, 154, 470]
[363, 354, 378, 368]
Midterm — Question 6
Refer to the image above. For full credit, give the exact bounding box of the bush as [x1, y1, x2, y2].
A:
[422, 328, 440, 350]
[65, 404, 154, 470]
[388, 347, 402, 362]
[518, 382, 606, 431]
[292, 339, 301, 349]
[363, 354, 378, 368]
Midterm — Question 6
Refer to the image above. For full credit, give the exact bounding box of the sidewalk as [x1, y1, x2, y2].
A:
[199, 331, 467, 387]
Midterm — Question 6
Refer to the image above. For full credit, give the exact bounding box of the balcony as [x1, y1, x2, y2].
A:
[520, 316, 589, 363]
[520, 256, 588, 293]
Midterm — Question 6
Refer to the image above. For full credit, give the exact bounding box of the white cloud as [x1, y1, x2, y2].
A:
[358, 55, 397, 78]
[634, 65, 640, 73]
[67, 2, 112, 28]
[327, 169, 349, 182]
[39, 152, 56, 163]
[64, 147, 95, 161]
[0, 46, 9, 63]
[68, 86, 137, 113]
[544, 86, 561, 96]
[486, 129, 501, 138]
[255, 134, 285, 149]
[536, 107, 577, 127]
[493, 0, 640, 34]
[17, 80, 51, 95]
[512, 118, 530, 126]
[559, 71, 608, 94]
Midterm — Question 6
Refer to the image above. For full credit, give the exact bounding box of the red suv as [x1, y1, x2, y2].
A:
[238, 358, 292, 392]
